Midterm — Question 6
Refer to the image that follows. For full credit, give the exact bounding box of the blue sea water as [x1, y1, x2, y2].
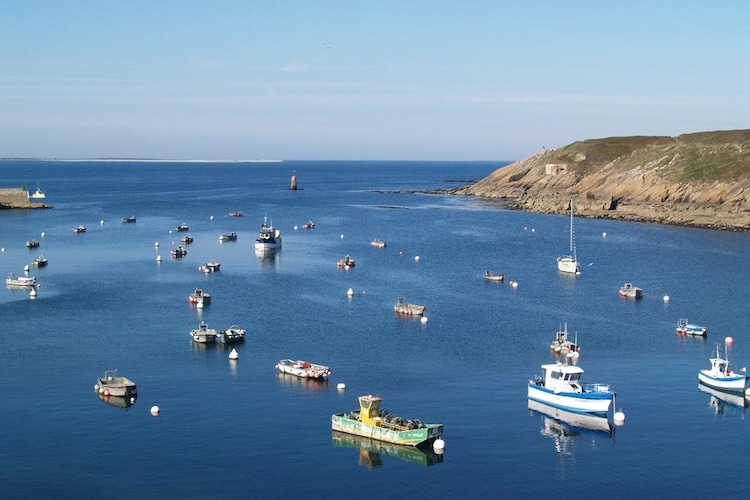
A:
[1, 160, 749, 499]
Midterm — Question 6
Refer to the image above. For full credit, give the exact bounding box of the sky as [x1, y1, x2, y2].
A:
[1, 0, 749, 161]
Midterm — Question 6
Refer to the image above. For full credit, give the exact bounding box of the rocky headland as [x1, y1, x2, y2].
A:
[449, 129, 750, 231]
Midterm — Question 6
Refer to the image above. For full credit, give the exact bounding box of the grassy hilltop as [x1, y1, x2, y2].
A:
[453, 129, 750, 231]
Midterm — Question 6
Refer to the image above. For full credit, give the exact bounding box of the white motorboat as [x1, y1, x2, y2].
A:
[528, 342, 615, 415]
[619, 283, 643, 299]
[6, 273, 36, 287]
[275, 359, 331, 380]
[255, 215, 281, 252]
[676, 318, 708, 336]
[188, 288, 211, 305]
[557, 198, 580, 275]
[484, 270, 504, 282]
[29, 186, 46, 199]
[190, 321, 218, 343]
[698, 342, 749, 394]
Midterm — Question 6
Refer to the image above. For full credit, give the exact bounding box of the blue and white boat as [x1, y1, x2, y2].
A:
[528, 348, 614, 416]
[676, 318, 707, 336]
[254, 215, 281, 252]
[698, 342, 749, 394]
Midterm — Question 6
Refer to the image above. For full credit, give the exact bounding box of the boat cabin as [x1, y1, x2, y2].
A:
[541, 363, 584, 391]
[358, 395, 384, 426]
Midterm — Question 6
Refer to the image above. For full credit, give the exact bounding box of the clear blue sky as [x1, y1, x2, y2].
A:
[2, 1, 748, 160]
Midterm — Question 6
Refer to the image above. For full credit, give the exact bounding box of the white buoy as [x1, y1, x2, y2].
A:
[24, 264, 30, 272]
[510, 281, 519, 288]
[745, 387, 750, 397]
[663, 295, 670, 302]
[156, 255, 162, 262]
[0, 248, 4, 252]
[531, 228, 535, 233]
[725, 336, 733, 344]
[154, 241, 159, 247]
[347, 288, 354, 296]
[340, 234, 344, 239]
[229, 348, 239, 360]
[420, 316, 428, 324]
[294, 225, 298, 230]
[614, 409, 626, 425]
[414, 255, 420, 262]
[433, 438, 445, 453]
[100, 220, 105, 225]
[150, 405, 160, 416]
[602, 232, 607, 238]
[94, 384, 99, 391]
[130, 397, 135, 403]
[210, 215, 214, 220]
[41, 231, 46, 237]
[337, 382, 346, 391]
[30, 289, 37, 299]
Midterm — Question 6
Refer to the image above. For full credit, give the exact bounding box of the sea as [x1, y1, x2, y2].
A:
[1, 160, 749, 499]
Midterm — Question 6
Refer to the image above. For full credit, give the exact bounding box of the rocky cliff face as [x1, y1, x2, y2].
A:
[453, 130, 750, 231]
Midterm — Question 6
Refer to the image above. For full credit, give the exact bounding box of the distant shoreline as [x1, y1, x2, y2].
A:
[0, 158, 284, 163]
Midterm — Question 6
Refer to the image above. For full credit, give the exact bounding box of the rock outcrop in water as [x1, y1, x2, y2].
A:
[451, 130, 750, 231]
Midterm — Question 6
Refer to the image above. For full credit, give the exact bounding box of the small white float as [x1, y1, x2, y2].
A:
[229, 348, 239, 360]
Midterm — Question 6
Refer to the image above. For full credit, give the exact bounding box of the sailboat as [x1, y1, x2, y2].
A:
[557, 199, 580, 274]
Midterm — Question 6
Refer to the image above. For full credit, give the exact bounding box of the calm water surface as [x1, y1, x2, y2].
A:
[1, 161, 749, 499]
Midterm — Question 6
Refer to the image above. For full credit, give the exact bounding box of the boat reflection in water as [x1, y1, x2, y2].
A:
[255, 248, 280, 268]
[528, 400, 614, 464]
[331, 430, 443, 469]
[97, 392, 137, 410]
[698, 383, 748, 418]
[275, 372, 329, 394]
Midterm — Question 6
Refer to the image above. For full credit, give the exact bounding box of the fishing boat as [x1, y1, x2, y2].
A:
[73, 225, 87, 233]
[337, 254, 356, 268]
[331, 395, 444, 447]
[528, 345, 615, 415]
[198, 260, 221, 273]
[557, 199, 580, 275]
[219, 232, 237, 242]
[394, 297, 426, 316]
[6, 273, 37, 287]
[171, 245, 187, 258]
[370, 239, 387, 248]
[275, 359, 331, 380]
[619, 283, 643, 299]
[190, 321, 218, 343]
[175, 223, 190, 232]
[484, 270, 504, 282]
[255, 215, 282, 252]
[32, 254, 48, 268]
[181, 234, 194, 244]
[550, 322, 578, 356]
[188, 288, 211, 305]
[121, 215, 137, 223]
[217, 325, 246, 344]
[229, 211, 243, 217]
[28, 185, 46, 199]
[698, 342, 749, 394]
[94, 370, 137, 398]
[25, 240, 40, 248]
[302, 220, 315, 229]
[676, 318, 708, 336]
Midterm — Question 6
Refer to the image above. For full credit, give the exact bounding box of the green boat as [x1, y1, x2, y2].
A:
[331, 395, 443, 447]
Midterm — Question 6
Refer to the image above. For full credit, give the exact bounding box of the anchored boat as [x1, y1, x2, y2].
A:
[255, 215, 281, 252]
[331, 395, 443, 447]
[95, 370, 137, 398]
[528, 342, 615, 416]
[275, 359, 331, 380]
[698, 342, 749, 394]
[394, 297, 426, 316]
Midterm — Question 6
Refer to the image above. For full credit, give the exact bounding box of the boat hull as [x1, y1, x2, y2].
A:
[331, 414, 443, 447]
[557, 257, 579, 274]
[527, 383, 613, 415]
[96, 378, 137, 398]
[698, 372, 748, 393]
[276, 359, 330, 379]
